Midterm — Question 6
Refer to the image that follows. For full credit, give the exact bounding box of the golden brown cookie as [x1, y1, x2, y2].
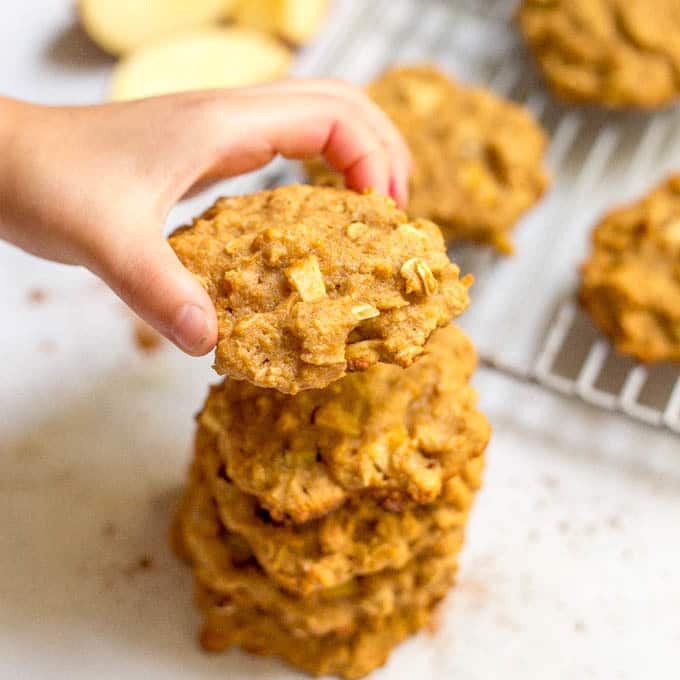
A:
[196, 423, 483, 595]
[196, 583, 439, 680]
[306, 65, 549, 253]
[580, 175, 680, 363]
[169, 185, 471, 394]
[173, 475, 462, 640]
[518, 0, 680, 109]
[198, 325, 490, 524]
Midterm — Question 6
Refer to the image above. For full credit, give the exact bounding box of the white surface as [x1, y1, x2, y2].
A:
[1, 2, 680, 680]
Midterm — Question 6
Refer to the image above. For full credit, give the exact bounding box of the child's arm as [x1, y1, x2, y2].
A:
[0, 80, 410, 355]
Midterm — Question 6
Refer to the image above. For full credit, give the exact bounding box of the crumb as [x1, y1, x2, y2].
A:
[496, 614, 522, 632]
[607, 515, 622, 529]
[38, 339, 57, 354]
[425, 604, 444, 636]
[28, 288, 47, 304]
[621, 548, 633, 561]
[542, 475, 560, 490]
[527, 528, 541, 543]
[558, 520, 570, 535]
[102, 521, 117, 538]
[133, 319, 163, 354]
[574, 620, 587, 633]
[456, 574, 490, 611]
[124, 554, 154, 576]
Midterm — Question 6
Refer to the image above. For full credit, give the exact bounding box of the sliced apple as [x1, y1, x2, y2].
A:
[234, 0, 329, 45]
[233, 0, 280, 37]
[221, 0, 237, 19]
[109, 27, 292, 101]
[279, 0, 329, 44]
[78, 0, 229, 56]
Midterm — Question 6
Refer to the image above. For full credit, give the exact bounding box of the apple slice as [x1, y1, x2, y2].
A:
[279, 0, 329, 44]
[232, 0, 279, 37]
[78, 0, 230, 56]
[109, 27, 292, 101]
[234, 0, 329, 45]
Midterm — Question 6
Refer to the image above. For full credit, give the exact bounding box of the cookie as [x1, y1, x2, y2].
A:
[169, 185, 471, 394]
[196, 583, 439, 680]
[307, 65, 549, 253]
[580, 175, 680, 363]
[518, 0, 680, 109]
[173, 475, 462, 639]
[199, 325, 490, 524]
[196, 423, 483, 595]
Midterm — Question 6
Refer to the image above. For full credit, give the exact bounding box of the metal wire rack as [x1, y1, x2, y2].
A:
[224, 0, 680, 434]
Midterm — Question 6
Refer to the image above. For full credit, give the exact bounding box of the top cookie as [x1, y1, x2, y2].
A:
[199, 325, 490, 524]
[169, 185, 470, 394]
[518, 0, 680, 109]
[580, 175, 680, 363]
[307, 65, 549, 254]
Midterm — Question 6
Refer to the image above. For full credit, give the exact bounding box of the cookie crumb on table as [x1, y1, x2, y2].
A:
[101, 521, 117, 538]
[27, 288, 48, 304]
[38, 339, 57, 354]
[137, 555, 153, 570]
[125, 555, 154, 576]
[133, 318, 163, 354]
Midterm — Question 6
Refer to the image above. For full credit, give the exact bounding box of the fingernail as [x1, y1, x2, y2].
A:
[388, 175, 398, 201]
[389, 173, 408, 209]
[399, 172, 410, 208]
[173, 303, 209, 354]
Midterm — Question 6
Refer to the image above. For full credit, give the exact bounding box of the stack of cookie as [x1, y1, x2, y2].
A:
[170, 185, 491, 679]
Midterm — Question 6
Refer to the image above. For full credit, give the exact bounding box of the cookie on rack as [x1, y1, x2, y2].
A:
[169, 185, 471, 394]
[580, 175, 680, 363]
[173, 472, 462, 641]
[306, 65, 549, 254]
[196, 423, 483, 595]
[518, 0, 680, 109]
[199, 325, 490, 524]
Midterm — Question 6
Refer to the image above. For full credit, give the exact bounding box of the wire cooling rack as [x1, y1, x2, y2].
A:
[220, 0, 680, 434]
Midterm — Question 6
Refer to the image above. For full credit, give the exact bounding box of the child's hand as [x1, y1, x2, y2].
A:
[0, 80, 411, 355]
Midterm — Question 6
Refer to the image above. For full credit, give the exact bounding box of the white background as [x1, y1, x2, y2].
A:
[1, 2, 679, 679]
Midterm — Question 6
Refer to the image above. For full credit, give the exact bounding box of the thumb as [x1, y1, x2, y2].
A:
[90, 233, 217, 356]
